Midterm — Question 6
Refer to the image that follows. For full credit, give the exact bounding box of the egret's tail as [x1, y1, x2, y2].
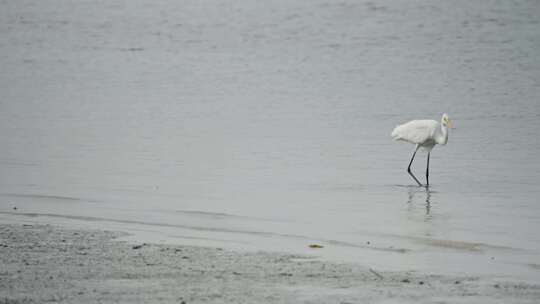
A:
[391, 125, 401, 141]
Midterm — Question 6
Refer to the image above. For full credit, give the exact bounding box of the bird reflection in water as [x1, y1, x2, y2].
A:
[406, 186, 432, 218]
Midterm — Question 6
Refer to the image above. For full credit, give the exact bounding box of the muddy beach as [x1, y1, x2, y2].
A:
[1, 224, 539, 303]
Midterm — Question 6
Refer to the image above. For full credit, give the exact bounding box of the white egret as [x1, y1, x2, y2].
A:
[391, 113, 453, 187]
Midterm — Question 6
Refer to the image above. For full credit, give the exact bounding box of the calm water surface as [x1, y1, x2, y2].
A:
[1, 0, 540, 281]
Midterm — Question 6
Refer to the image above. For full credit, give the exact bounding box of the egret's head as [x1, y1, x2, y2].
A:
[441, 113, 453, 129]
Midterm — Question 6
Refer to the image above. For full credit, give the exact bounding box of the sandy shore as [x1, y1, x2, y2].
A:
[1, 224, 539, 303]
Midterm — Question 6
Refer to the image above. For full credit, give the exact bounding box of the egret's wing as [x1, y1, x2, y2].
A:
[391, 120, 438, 144]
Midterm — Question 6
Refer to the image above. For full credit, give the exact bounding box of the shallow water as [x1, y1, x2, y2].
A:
[1, 0, 540, 281]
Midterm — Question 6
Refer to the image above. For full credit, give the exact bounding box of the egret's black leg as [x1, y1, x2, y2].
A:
[426, 152, 430, 187]
[407, 145, 422, 187]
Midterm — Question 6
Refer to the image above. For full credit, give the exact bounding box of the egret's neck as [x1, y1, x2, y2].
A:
[438, 124, 449, 145]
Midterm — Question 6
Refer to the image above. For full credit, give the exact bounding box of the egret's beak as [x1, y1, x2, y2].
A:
[448, 119, 454, 129]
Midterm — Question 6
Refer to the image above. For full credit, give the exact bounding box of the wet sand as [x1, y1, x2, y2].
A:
[1, 224, 539, 303]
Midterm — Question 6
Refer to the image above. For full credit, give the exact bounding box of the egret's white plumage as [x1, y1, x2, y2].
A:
[391, 113, 452, 186]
